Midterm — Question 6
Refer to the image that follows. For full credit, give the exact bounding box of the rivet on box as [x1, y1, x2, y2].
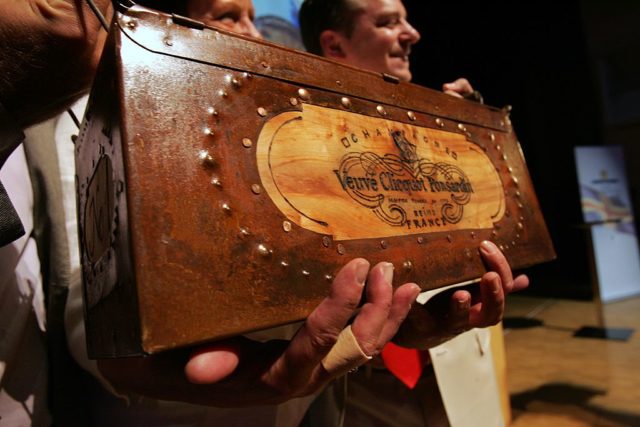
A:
[203, 127, 214, 136]
[221, 202, 232, 212]
[513, 176, 519, 185]
[257, 107, 267, 117]
[470, 231, 476, 239]
[518, 202, 524, 209]
[211, 176, 222, 187]
[290, 98, 299, 106]
[465, 248, 472, 259]
[218, 89, 228, 98]
[516, 191, 522, 198]
[231, 78, 241, 88]
[517, 222, 524, 230]
[492, 230, 498, 237]
[516, 234, 521, 239]
[242, 72, 251, 79]
[198, 150, 215, 165]
[496, 144, 501, 151]
[251, 184, 262, 195]
[122, 17, 136, 29]
[239, 227, 251, 237]
[519, 216, 525, 221]
[499, 244, 505, 251]
[508, 166, 514, 173]
[257, 243, 271, 256]
[242, 138, 253, 148]
[282, 221, 292, 232]
[322, 236, 331, 247]
[407, 111, 416, 121]
[490, 133, 496, 142]
[302, 270, 310, 277]
[502, 154, 508, 161]
[298, 88, 310, 100]
[457, 123, 467, 132]
[447, 234, 453, 243]
[337, 244, 345, 255]
[500, 120, 505, 127]
[164, 38, 173, 46]
[380, 240, 388, 249]
[325, 274, 333, 282]
[207, 106, 218, 116]
[280, 260, 289, 268]
[403, 260, 413, 271]
[341, 97, 352, 109]
[261, 61, 269, 68]
[504, 244, 510, 250]
[505, 210, 511, 217]
[511, 241, 516, 246]
[417, 236, 424, 244]
[376, 105, 387, 116]
[435, 118, 444, 128]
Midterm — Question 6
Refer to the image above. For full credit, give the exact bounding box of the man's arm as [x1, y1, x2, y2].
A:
[0, 0, 111, 131]
[97, 258, 421, 406]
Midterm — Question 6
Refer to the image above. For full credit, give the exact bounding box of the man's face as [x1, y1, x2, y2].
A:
[340, 0, 420, 82]
[186, 0, 261, 39]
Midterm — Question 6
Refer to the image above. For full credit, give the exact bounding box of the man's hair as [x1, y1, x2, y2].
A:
[298, 0, 363, 55]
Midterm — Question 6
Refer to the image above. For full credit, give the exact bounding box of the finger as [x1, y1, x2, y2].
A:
[447, 289, 472, 334]
[479, 240, 515, 293]
[469, 272, 504, 327]
[513, 274, 530, 293]
[276, 259, 369, 382]
[350, 262, 394, 355]
[378, 282, 421, 345]
[442, 77, 473, 97]
[443, 89, 464, 98]
[185, 342, 242, 384]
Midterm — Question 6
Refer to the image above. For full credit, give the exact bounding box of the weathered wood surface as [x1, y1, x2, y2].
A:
[76, 5, 555, 357]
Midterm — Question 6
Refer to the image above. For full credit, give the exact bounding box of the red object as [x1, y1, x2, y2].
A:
[380, 343, 430, 389]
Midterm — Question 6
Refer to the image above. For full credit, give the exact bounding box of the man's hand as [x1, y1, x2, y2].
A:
[442, 77, 474, 98]
[98, 259, 420, 406]
[0, 0, 112, 128]
[393, 241, 529, 349]
[442, 77, 483, 103]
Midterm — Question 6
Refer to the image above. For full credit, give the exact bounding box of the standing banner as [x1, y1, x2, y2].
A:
[575, 145, 640, 302]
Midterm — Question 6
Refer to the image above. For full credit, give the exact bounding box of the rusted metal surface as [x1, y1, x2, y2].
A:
[76, 5, 555, 358]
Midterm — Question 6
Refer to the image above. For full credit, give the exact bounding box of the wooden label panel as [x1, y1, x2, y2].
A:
[257, 104, 505, 241]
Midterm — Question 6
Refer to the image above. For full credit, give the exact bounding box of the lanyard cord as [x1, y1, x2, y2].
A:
[86, 0, 111, 32]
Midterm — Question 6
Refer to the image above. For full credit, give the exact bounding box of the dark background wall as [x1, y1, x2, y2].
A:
[404, 1, 640, 299]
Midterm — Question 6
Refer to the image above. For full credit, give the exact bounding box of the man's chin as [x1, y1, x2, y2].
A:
[389, 67, 412, 82]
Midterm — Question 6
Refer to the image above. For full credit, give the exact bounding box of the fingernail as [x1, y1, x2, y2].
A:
[458, 298, 469, 310]
[355, 260, 369, 286]
[491, 276, 501, 294]
[480, 240, 497, 255]
[382, 262, 394, 287]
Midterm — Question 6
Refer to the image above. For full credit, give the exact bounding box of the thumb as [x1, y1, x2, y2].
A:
[185, 342, 242, 384]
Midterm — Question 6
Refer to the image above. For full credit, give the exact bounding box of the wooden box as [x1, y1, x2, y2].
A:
[75, 5, 555, 358]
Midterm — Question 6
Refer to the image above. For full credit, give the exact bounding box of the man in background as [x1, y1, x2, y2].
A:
[299, 1, 523, 425]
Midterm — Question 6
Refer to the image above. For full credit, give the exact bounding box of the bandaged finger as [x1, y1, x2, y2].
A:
[321, 325, 372, 376]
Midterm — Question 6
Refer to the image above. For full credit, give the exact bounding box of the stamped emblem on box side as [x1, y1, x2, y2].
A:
[257, 104, 504, 240]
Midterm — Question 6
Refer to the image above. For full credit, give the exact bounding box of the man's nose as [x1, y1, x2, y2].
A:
[238, 17, 262, 39]
[399, 19, 421, 44]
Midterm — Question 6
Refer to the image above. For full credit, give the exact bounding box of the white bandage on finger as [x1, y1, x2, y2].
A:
[321, 325, 372, 376]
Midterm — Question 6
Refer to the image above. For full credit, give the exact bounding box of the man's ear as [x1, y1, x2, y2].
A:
[319, 30, 347, 59]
